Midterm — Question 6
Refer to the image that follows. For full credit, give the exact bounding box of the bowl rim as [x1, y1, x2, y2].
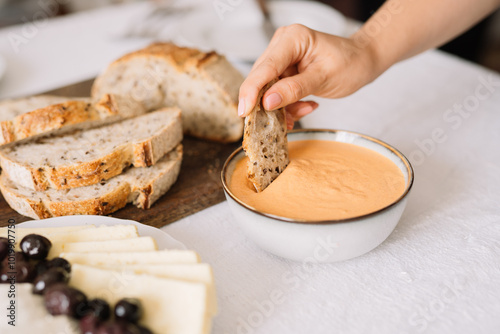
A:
[221, 128, 414, 225]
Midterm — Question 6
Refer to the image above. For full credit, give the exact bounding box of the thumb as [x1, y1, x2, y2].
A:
[262, 72, 319, 110]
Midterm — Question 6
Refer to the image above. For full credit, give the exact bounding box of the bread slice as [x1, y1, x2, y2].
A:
[0, 145, 183, 219]
[0, 108, 182, 191]
[242, 80, 289, 192]
[0, 94, 147, 146]
[92, 42, 244, 143]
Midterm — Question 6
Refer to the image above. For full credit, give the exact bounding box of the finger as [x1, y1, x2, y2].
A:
[262, 71, 319, 110]
[284, 101, 318, 130]
[285, 111, 295, 130]
[285, 100, 319, 120]
[238, 26, 308, 117]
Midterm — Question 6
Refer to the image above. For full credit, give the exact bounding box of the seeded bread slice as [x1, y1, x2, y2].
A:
[0, 94, 147, 146]
[0, 108, 182, 191]
[242, 80, 289, 192]
[92, 42, 244, 143]
[0, 145, 182, 219]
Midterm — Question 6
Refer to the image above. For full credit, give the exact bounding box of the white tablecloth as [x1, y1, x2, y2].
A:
[0, 3, 499, 334]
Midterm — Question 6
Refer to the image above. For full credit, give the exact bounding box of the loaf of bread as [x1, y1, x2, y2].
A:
[243, 79, 289, 192]
[92, 42, 244, 143]
[0, 145, 182, 219]
[0, 94, 146, 146]
[0, 108, 182, 191]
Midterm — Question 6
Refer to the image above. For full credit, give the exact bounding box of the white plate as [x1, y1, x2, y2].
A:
[177, 0, 346, 62]
[18, 215, 186, 250]
[0, 54, 5, 82]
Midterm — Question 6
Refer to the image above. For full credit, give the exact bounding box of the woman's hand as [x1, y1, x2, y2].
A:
[238, 24, 380, 128]
[238, 0, 500, 129]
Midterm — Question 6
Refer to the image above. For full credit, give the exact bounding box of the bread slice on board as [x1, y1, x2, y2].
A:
[0, 145, 183, 219]
[0, 94, 147, 146]
[0, 108, 182, 191]
[242, 79, 289, 192]
[92, 42, 244, 143]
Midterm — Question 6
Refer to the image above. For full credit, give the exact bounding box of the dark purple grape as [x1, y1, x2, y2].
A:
[75, 299, 91, 320]
[80, 314, 101, 334]
[0, 252, 35, 283]
[20, 234, 52, 260]
[0, 237, 8, 262]
[0, 266, 11, 283]
[35, 260, 51, 276]
[1, 251, 27, 267]
[96, 321, 141, 334]
[87, 298, 111, 321]
[44, 283, 87, 318]
[32, 267, 69, 294]
[48, 257, 71, 273]
[114, 298, 143, 324]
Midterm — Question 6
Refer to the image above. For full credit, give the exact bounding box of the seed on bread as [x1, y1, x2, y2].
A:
[0, 108, 182, 191]
[242, 79, 289, 192]
[0, 145, 183, 219]
[0, 94, 147, 147]
[92, 42, 244, 143]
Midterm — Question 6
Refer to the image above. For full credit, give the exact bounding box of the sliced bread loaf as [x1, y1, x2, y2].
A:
[0, 94, 147, 146]
[0, 108, 182, 191]
[242, 79, 289, 192]
[0, 144, 183, 219]
[92, 42, 244, 143]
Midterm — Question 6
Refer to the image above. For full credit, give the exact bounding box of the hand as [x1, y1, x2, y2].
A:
[238, 24, 379, 129]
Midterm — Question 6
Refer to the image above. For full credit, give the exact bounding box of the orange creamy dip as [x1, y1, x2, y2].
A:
[229, 140, 406, 221]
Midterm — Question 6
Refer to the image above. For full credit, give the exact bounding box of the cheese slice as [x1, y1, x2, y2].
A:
[9, 225, 140, 253]
[0, 284, 78, 334]
[0, 224, 95, 240]
[60, 250, 201, 265]
[70, 264, 211, 334]
[95, 263, 217, 315]
[48, 225, 138, 242]
[50, 237, 157, 258]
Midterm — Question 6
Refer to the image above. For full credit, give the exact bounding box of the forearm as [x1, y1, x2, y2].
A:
[355, 0, 500, 76]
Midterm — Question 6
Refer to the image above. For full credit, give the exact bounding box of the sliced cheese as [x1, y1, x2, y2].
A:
[96, 263, 217, 315]
[10, 225, 140, 253]
[70, 264, 211, 334]
[60, 250, 201, 265]
[48, 225, 138, 242]
[0, 224, 95, 240]
[50, 237, 157, 258]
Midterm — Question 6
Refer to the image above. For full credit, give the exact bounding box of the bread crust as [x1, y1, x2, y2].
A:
[92, 42, 244, 143]
[0, 94, 147, 146]
[0, 108, 182, 191]
[242, 79, 289, 192]
[0, 145, 183, 219]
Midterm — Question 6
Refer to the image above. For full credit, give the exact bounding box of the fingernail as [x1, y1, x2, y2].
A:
[238, 98, 246, 117]
[265, 93, 282, 110]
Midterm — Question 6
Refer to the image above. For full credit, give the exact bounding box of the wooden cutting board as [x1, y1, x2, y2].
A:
[0, 79, 241, 228]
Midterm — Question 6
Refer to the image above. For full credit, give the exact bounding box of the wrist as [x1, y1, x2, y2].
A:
[349, 31, 388, 85]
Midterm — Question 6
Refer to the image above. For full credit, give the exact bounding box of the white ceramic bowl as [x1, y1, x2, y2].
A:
[221, 129, 414, 263]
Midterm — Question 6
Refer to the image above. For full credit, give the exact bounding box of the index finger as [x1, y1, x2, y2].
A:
[238, 26, 306, 117]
